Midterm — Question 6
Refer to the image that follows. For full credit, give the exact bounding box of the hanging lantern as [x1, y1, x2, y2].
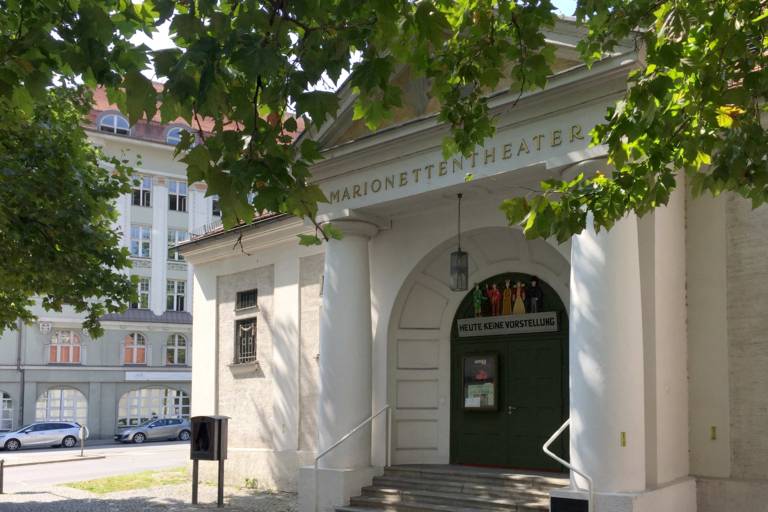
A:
[450, 193, 469, 291]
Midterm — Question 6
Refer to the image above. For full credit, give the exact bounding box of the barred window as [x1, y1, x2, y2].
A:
[235, 318, 257, 364]
[211, 195, 221, 217]
[235, 289, 257, 310]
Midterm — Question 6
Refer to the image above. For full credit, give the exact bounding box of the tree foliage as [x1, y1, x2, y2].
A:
[0, 88, 134, 337]
[502, 0, 768, 240]
[0, 0, 766, 325]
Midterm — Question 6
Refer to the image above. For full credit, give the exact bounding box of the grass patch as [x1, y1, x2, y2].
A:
[65, 466, 188, 494]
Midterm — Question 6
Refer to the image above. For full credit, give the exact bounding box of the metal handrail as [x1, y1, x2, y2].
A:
[543, 418, 595, 512]
[313, 404, 391, 512]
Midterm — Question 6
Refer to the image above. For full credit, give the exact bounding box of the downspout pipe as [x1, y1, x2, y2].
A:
[15, 320, 24, 426]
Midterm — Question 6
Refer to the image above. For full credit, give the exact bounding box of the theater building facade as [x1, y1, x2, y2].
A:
[181, 20, 768, 512]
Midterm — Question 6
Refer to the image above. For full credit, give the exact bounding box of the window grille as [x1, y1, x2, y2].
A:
[235, 318, 257, 364]
[236, 289, 258, 310]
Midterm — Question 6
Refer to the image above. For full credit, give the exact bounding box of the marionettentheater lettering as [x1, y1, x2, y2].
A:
[326, 124, 585, 205]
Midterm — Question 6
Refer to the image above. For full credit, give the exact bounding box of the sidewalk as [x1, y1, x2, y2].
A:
[0, 483, 297, 511]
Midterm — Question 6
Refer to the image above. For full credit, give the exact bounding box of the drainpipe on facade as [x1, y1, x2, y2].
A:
[15, 320, 24, 426]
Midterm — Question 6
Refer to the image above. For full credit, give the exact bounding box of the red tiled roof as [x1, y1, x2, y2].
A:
[86, 85, 304, 145]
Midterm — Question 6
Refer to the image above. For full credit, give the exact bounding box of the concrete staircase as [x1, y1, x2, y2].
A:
[336, 465, 569, 512]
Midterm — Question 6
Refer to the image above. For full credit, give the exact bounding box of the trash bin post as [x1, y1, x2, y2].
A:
[79, 425, 86, 457]
[192, 459, 199, 504]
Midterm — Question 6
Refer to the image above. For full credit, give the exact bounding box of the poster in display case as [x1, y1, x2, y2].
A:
[463, 354, 498, 411]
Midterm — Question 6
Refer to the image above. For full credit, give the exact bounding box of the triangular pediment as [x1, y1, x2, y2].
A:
[308, 19, 593, 152]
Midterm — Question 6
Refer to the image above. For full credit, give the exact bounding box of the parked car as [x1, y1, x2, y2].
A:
[0, 421, 89, 451]
[114, 418, 191, 444]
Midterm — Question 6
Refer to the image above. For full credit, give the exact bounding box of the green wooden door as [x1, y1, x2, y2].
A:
[450, 273, 568, 471]
[450, 335, 565, 470]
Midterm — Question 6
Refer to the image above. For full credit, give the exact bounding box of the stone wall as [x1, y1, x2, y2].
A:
[217, 265, 275, 449]
[727, 197, 768, 479]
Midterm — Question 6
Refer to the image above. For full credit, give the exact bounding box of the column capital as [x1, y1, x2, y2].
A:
[325, 218, 379, 239]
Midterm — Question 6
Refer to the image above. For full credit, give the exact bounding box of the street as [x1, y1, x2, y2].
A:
[1, 441, 188, 492]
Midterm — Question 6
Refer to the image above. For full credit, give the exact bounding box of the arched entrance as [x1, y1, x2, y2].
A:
[386, 226, 571, 466]
[449, 272, 568, 471]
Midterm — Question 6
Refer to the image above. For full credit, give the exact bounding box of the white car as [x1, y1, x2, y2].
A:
[0, 421, 89, 451]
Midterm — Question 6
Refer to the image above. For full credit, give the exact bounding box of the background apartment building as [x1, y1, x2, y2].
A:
[0, 89, 219, 439]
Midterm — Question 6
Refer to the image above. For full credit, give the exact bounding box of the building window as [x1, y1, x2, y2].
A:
[48, 330, 82, 364]
[130, 277, 150, 309]
[211, 195, 221, 217]
[1, 392, 13, 431]
[123, 332, 147, 365]
[117, 388, 190, 427]
[235, 318, 257, 364]
[132, 176, 152, 207]
[166, 280, 186, 312]
[168, 180, 187, 212]
[165, 127, 191, 146]
[167, 229, 188, 261]
[235, 289, 258, 310]
[35, 388, 87, 423]
[166, 334, 188, 366]
[130, 225, 151, 258]
[98, 113, 130, 135]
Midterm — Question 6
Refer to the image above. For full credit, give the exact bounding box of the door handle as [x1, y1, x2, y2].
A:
[507, 406, 518, 415]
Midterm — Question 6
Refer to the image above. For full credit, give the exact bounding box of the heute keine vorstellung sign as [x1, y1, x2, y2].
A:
[457, 311, 559, 337]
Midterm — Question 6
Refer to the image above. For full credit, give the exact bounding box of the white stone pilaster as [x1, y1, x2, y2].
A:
[151, 178, 169, 316]
[187, 185, 208, 313]
[569, 214, 646, 493]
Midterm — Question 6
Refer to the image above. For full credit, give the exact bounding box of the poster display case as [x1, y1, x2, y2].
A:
[462, 354, 498, 410]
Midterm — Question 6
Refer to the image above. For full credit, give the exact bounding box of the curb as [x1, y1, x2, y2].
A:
[4, 455, 106, 468]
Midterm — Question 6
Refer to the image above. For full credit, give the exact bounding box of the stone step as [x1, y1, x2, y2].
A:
[383, 466, 568, 490]
[336, 466, 566, 512]
[343, 494, 548, 511]
[360, 485, 550, 510]
[371, 475, 552, 499]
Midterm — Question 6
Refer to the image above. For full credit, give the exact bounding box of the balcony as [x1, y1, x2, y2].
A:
[44, 344, 85, 365]
[119, 342, 152, 366]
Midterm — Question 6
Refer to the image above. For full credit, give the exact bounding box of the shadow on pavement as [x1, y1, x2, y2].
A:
[1, 490, 297, 512]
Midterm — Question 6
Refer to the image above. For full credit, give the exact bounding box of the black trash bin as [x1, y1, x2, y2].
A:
[190, 415, 229, 507]
[191, 415, 228, 461]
